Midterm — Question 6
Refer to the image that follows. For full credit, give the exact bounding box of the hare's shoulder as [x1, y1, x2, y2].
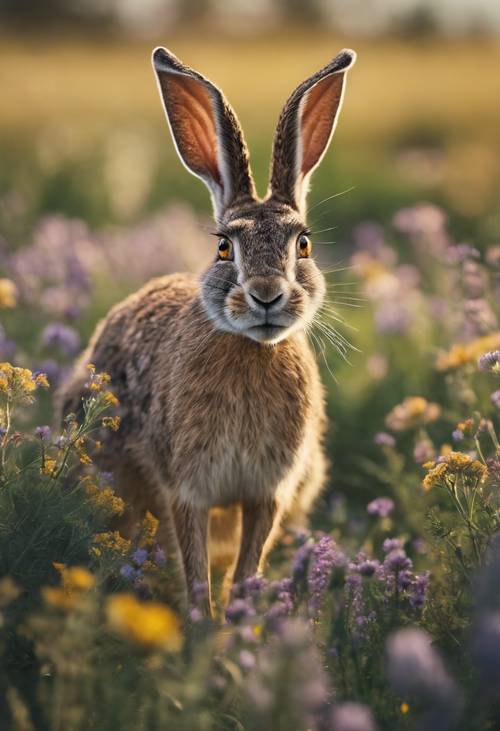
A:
[79, 273, 199, 385]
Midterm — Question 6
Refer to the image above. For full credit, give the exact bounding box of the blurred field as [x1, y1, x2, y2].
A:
[1, 33, 500, 234]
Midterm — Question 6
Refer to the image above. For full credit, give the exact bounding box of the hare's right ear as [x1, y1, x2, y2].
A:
[152, 48, 255, 219]
[269, 49, 356, 216]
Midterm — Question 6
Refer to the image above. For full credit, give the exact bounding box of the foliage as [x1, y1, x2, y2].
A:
[0, 199, 498, 728]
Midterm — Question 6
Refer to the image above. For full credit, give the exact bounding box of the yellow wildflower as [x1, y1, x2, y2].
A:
[0, 363, 37, 403]
[385, 396, 440, 432]
[102, 415, 121, 431]
[41, 458, 57, 477]
[422, 451, 488, 491]
[0, 576, 20, 608]
[102, 391, 120, 407]
[106, 593, 183, 651]
[139, 511, 159, 547]
[400, 703, 410, 714]
[92, 531, 131, 556]
[0, 279, 17, 308]
[85, 480, 125, 516]
[43, 565, 94, 610]
[34, 372, 50, 389]
[436, 331, 500, 371]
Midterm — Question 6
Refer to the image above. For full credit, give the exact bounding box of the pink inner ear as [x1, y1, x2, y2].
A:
[300, 73, 344, 177]
[163, 74, 222, 186]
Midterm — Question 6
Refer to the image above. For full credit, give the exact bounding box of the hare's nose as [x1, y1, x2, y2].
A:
[246, 279, 287, 311]
[249, 292, 283, 310]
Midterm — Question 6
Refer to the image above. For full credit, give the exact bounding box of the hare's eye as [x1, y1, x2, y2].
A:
[218, 238, 233, 260]
[297, 234, 312, 258]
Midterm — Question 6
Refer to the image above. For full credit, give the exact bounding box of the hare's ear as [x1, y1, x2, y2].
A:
[269, 49, 356, 215]
[153, 47, 255, 218]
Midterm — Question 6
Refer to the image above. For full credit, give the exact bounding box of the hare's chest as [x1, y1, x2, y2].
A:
[170, 355, 311, 507]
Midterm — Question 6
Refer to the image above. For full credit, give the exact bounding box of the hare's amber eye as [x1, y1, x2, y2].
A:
[218, 238, 233, 260]
[297, 234, 312, 258]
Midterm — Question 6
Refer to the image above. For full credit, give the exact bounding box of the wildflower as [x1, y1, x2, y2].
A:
[35, 425, 51, 441]
[452, 428, 464, 442]
[33, 372, 50, 389]
[84, 481, 125, 516]
[374, 432, 395, 448]
[383, 538, 402, 553]
[43, 565, 95, 610]
[239, 650, 256, 671]
[478, 350, 500, 375]
[102, 415, 120, 431]
[226, 598, 256, 624]
[139, 511, 159, 547]
[132, 548, 148, 567]
[400, 703, 410, 714]
[120, 564, 141, 582]
[0, 576, 20, 608]
[106, 593, 182, 651]
[385, 396, 440, 432]
[358, 559, 380, 577]
[291, 539, 314, 588]
[41, 458, 57, 477]
[0, 278, 17, 308]
[409, 572, 429, 609]
[92, 531, 131, 557]
[490, 389, 500, 408]
[329, 702, 377, 731]
[102, 391, 119, 407]
[153, 546, 166, 564]
[0, 363, 37, 403]
[42, 323, 81, 356]
[413, 438, 435, 464]
[436, 332, 500, 371]
[471, 611, 500, 686]
[384, 549, 412, 573]
[367, 497, 394, 518]
[308, 535, 346, 613]
[386, 628, 458, 704]
[422, 451, 488, 491]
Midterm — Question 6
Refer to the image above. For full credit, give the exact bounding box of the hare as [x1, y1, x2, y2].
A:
[59, 46, 356, 614]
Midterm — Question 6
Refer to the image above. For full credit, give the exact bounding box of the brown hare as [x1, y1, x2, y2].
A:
[59, 46, 356, 614]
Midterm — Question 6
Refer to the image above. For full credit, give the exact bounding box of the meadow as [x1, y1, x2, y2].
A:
[0, 32, 499, 730]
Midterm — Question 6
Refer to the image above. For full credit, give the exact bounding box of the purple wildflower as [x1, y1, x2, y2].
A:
[471, 611, 500, 686]
[409, 572, 429, 608]
[292, 540, 314, 587]
[413, 439, 434, 464]
[452, 428, 464, 442]
[491, 390, 500, 408]
[239, 650, 256, 671]
[358, 559, 380, 577]
[42, 323, 81, 356]
[35, 425, 51, 441]
[367, 497, 394, 518]
[131, 548, 148, 566]
[478, 350, 500, 374]
[329, 702, 377, 731]
[383, 538, 402, 553]
[386, 628, 457, 704]
[384, 549, 412, 572]
[374, 432, 395, 448]
[120, 564, 139, 581]
[308, 535, 346, 613]
[226, 598, 256, 624]
[153, 546, 166, 564]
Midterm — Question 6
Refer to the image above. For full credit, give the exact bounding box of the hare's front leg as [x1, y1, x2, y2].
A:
[233, 499, 279, 584]
[172, 501, 212, 615]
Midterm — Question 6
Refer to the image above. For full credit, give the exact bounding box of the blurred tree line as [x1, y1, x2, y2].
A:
[1, 0, 499, 36]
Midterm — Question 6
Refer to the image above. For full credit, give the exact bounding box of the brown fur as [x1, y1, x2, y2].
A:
[58, 47, 356, 614]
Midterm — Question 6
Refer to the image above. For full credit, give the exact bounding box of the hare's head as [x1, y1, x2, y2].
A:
[153, 47, 356, 344]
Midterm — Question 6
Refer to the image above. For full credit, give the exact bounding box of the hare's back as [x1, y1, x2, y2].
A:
[58, 273, 199, 427]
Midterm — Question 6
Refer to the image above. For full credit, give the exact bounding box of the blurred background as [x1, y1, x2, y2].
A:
[0, 0, 499, 513]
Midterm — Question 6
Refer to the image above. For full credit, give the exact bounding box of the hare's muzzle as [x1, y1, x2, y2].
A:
[245, 277, 289, 314]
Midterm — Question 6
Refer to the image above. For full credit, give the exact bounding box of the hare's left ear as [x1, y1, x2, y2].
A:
[269, 49, 356, 216]
[153, 47, 256, 219]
